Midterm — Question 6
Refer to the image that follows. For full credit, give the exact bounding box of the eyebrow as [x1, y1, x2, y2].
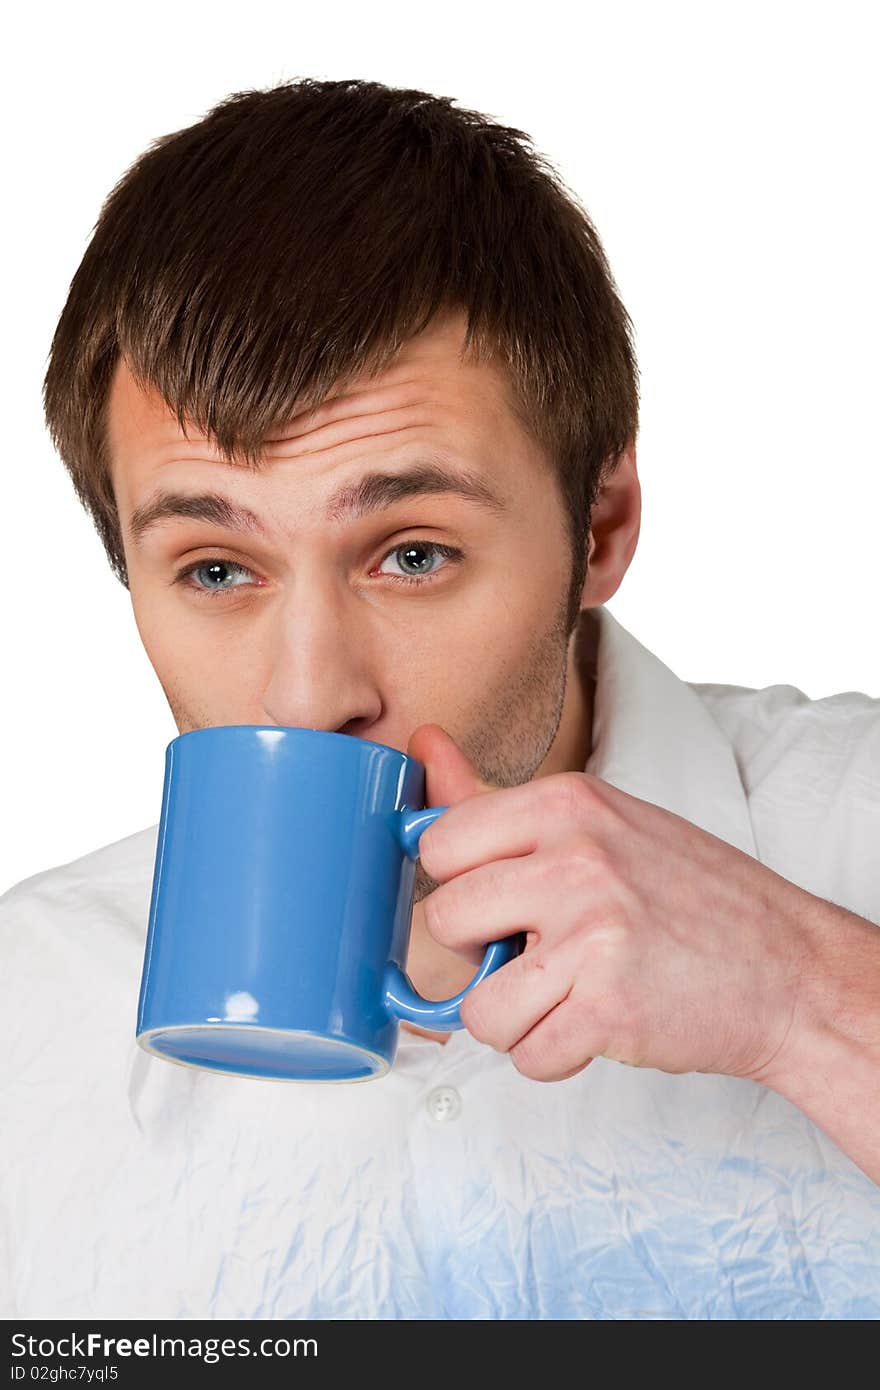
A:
[127, 460, 507, 547]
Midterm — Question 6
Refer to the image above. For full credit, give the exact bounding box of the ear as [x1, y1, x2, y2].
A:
[579, 438, 641, 608]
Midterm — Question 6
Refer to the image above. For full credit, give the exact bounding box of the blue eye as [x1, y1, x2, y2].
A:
[376, 540, 462, 584]
[173, 540, 464, 600]
[174, 558, 254, 597]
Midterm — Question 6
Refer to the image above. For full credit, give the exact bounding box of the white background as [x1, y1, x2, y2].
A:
[2, 0, 877, 894]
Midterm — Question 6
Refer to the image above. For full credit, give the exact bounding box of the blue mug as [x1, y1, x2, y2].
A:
[136, 725, 522, 1082]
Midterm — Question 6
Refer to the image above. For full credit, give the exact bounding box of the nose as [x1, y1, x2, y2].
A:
[260, 577, 384, 735]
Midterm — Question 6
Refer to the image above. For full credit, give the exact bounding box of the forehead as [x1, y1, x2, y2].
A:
[105, 308, 525, 480]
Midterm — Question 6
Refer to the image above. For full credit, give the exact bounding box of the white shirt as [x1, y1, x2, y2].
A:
[2, 606, 879, 1320]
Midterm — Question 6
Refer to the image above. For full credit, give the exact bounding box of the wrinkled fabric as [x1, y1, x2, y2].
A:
[1, 605, 878, 1319]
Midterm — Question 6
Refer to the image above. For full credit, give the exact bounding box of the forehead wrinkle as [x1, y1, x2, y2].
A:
[144, 403, 459, 473]
[259, 395, 468, 463]
[260, 420, 447, 469]
[264, 386, 450, 442]
[147, 438, 238, 471]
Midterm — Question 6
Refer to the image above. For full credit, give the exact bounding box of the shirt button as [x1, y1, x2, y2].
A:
[425, 1085, 462, 1123]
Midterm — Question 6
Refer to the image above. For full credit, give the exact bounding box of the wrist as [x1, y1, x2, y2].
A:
[756, 895, 880, 1101]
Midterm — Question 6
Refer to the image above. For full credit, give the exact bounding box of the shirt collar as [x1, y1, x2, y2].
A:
[583, 606, 758, 858]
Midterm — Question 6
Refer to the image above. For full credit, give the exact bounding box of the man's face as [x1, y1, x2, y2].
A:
[107, 309, 590, 900]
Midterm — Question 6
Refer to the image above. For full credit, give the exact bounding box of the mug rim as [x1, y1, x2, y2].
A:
[170, 724, 413, 764]
[136, 1025, 390, 1084]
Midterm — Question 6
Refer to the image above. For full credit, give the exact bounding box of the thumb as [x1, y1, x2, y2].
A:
[406, 723, 494, 810]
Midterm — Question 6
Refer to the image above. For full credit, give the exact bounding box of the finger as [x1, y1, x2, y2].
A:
[459, 932, 582, 1053]
[420, 772, 592, 884]
[422, 850, 583, 955]
[507, 995, 596, 1083]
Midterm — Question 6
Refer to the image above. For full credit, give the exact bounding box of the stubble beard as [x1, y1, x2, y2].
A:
[411, 587, 578, 905]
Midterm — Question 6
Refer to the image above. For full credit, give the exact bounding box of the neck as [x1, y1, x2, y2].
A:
[535, 607, 599, 780]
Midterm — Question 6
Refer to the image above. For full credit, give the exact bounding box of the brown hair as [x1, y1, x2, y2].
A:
[42, 77, 639, 626]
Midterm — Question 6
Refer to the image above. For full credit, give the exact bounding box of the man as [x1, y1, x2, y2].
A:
[1, 78, 878, 1320]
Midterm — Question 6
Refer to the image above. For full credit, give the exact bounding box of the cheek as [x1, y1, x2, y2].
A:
[129, 589, 169, 666]
[435, 557, 549, 644]
[403, 558, 556, 674]
[399, 599, 519, 681]
[130, 591, 240, 687]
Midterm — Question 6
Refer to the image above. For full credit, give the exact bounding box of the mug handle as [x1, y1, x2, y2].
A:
[383, 805, 525, 1031]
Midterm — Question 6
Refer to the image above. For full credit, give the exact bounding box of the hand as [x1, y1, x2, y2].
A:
[407, 723, 819, 1084]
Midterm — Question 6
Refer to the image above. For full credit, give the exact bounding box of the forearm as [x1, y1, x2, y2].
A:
[756, 895, 880, 1187]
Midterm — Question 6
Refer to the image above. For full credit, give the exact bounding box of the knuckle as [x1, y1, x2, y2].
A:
[590, 776, 632, 831]
[588, 918, 631, 964]
[566, 771, 596, 813]
[554, 844, 608, 894]
[544, 773, 591, 818]
[577, 973, 645, 1062]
